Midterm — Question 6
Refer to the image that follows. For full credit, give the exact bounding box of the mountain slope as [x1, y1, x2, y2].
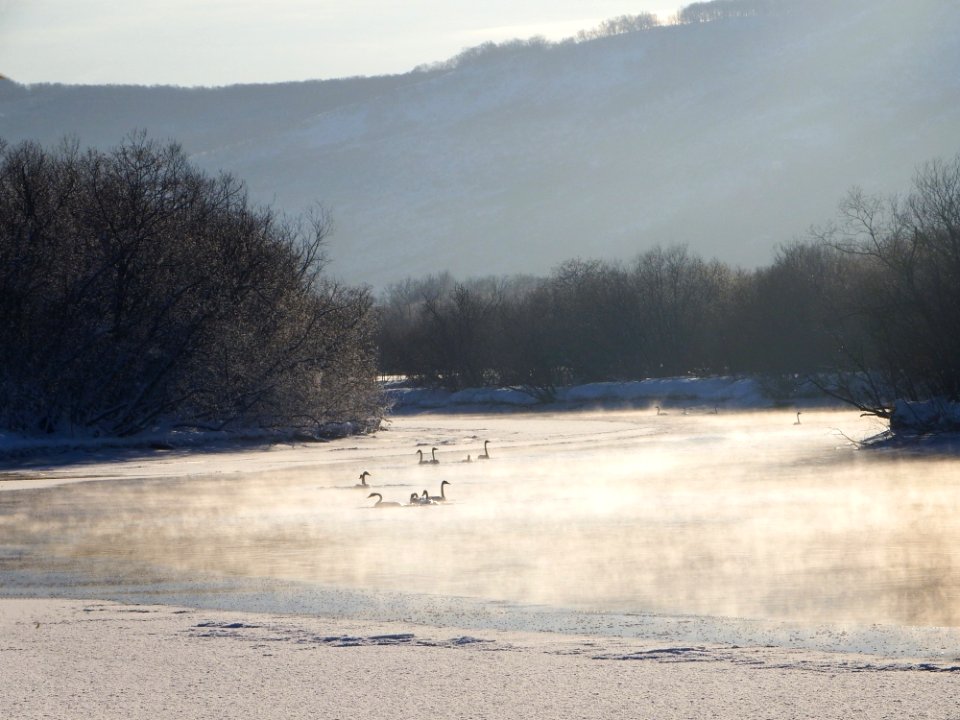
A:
[2, 0, 958, 288]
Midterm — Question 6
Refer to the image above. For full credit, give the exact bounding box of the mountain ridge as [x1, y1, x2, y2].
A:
[2, 0, 958, 288]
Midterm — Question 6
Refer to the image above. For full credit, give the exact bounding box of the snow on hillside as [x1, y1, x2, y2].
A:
[192, 0, 960, 286]
[1, 0, 959, 288]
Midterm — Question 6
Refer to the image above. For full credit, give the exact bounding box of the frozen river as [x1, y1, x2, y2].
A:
[2, 408, 960, 656]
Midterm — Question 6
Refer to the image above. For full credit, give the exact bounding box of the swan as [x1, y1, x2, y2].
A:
[355, 471, 371, 488]
[367, 492, 401, 508]
[416, 448, 440, 465]
[655, 405, 667, 416]
[477, 440, 491, 460]
[462, 455, 472, 463]
[794, 411, 802, 425]
[428, 480, 451, 502]
[406, 491, 434, 506]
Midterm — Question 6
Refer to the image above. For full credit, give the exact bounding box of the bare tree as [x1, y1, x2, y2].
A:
[0, 134, 383, 438]
[814, 154, 960, 419]
[576, 13, 660, 41]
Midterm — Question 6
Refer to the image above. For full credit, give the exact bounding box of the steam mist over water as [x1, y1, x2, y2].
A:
[3, 409, 960, 629]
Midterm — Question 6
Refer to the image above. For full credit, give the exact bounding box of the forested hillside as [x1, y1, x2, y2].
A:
[1, 0, 957, 287]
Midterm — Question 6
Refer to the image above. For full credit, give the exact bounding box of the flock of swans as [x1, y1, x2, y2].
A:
[366, 481, 452, 508]
[363, 440, 491, 508]
[357, 407, 803, 509]
[416, 439, 491, 465]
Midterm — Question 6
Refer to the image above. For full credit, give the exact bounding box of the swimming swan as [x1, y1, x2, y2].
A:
[416, 448, 440, 465]
[428, 480, 451, 502]
[368, 492, 401, 508]
[406, 491, 434, 506]
[355, 471, 371, 488]
[477, 440, 491, 460]
[794, 411, 802, 425]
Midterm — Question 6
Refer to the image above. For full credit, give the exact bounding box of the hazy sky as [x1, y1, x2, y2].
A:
[0, 1, 680, 87]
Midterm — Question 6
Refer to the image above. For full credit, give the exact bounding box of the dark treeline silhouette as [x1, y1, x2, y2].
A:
[0, 134, 383, 437]
[377, 154, 960, 416]
[677, 0, 784, 24]
[575, 13, 661, 42]
[376, 247, 829, 398]
[413, 0, 816, 74]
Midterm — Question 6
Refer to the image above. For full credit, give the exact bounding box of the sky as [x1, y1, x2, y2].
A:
[0, 1, 681, 87]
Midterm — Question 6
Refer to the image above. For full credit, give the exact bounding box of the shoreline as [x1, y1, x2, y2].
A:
[4, 571, 960, 662]
[0, 375, 845, 468]
[3, 597, 959, 720]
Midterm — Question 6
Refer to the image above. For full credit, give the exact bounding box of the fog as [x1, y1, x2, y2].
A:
[3, 409, 959, 631]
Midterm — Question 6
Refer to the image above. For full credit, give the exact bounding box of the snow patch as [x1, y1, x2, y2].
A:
[386, 376, 770, 412]
[890, 399, 960, 433]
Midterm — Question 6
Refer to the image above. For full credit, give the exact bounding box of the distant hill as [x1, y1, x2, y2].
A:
[2, 0, 959, 288]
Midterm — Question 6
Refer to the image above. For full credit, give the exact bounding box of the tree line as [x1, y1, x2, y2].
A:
[0, 135, 383, 438]
[376, 154, 960, 416]
[3, 133, 954, 436]
[417, 0, 809, 74]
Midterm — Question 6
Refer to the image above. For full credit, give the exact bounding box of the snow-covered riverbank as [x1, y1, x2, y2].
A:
[3, 597, 959, 720]
[384, 375, 777, 412]
[0, 375, 815, 463]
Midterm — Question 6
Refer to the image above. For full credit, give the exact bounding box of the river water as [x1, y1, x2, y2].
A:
[2, 408, 959, 654]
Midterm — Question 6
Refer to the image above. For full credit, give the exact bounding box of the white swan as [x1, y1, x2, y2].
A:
[794, 411, 802, 425]
[368, 492, 401, 508]
[655, 405, 667, 416]
[416, 448, 440, 465]
[355, 471, 371, 488]
[477, 440, 491, 460]
[405, 491, 434, 506]
[428, 480, 451, 502]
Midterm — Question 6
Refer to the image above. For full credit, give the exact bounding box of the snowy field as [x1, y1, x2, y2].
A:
[3, 398, 960, 717]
